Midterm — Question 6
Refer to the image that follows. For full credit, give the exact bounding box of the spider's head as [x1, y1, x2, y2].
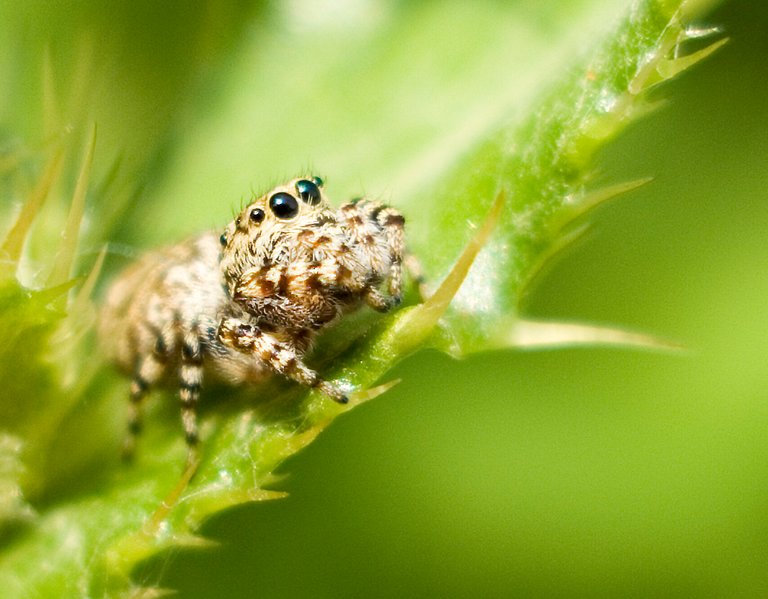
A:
[219, 176, 333, 298]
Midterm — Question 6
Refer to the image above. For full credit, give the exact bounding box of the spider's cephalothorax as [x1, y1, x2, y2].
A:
[219, 176, 404, 333]
[100, 177, 410, 462]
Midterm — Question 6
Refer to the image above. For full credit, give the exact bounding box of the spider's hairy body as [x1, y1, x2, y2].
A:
[100, 177, 409, 461]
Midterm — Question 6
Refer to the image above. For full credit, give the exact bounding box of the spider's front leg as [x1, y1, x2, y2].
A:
[218, 318, 349, 403]
[338, 199, 424, 306]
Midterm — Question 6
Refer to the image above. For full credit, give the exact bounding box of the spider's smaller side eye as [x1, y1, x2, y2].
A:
[219, 233, 228, 247]
[295, 179, 321, 205]
[250, 207, 265, 223]
[269, 192, 300, 219]
[311, 176, 324, 187]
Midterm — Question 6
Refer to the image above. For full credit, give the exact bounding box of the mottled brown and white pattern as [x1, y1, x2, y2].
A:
[100, 177, 414, 463]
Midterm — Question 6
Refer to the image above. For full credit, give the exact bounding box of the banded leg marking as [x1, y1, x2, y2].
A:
[179, 332, 204, 454]
[376, 209, 405, 301]
[218, 319, 348, 403]
[123, 353, 165, 460]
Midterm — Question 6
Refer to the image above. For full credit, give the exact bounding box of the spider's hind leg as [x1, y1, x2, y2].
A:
[178, 329, 205, 467]
[123, 350, 166, 461]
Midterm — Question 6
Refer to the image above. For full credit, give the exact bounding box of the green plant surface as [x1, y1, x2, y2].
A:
[1, 0, 761, 596]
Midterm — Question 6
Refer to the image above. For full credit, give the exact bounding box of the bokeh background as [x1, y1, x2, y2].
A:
[2, 0, 768, 596]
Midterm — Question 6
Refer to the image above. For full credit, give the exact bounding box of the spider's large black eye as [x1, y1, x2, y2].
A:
[269, 192, 299, 219]
[295, 179, 321, 205]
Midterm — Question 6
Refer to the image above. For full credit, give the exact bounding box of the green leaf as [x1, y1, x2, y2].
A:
[0, 0, 725, 596]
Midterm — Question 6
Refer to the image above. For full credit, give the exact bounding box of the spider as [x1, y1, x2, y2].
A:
[100, 176, 418, 463]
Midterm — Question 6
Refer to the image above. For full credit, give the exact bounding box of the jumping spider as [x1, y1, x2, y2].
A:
[100, 176, 416, 462]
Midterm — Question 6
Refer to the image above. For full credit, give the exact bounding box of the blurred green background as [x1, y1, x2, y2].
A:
[2, 0, 768, 596]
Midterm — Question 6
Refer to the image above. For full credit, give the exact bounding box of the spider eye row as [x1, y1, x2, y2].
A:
[266, 178, 323, 220]
[222, 178, 324, 244]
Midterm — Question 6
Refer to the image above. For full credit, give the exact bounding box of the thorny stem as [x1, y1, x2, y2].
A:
[387, 191, 506, 358]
